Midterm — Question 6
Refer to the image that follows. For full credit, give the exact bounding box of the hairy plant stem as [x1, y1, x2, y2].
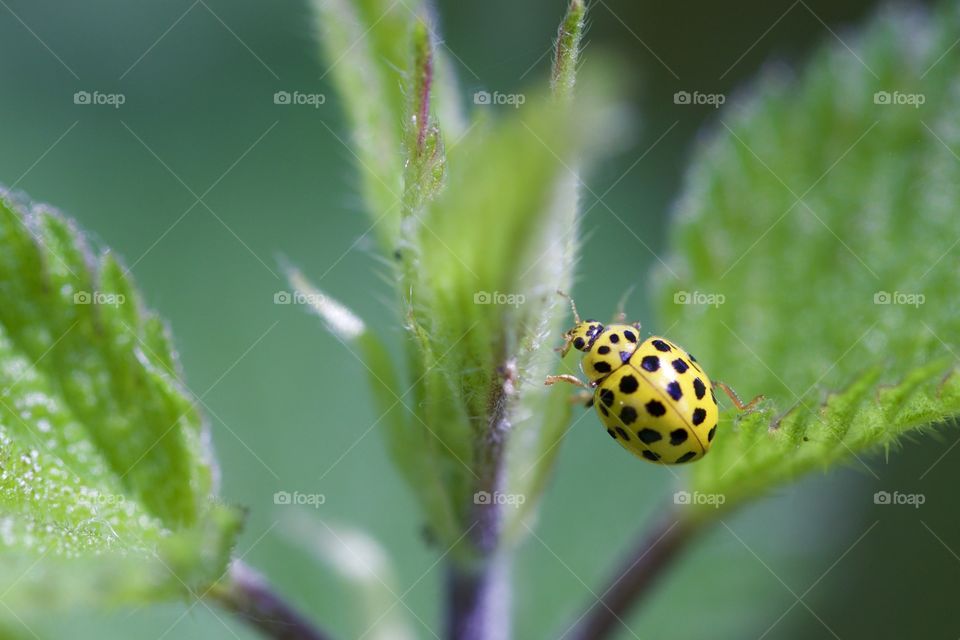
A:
[445, 363, 515, 640]
[567, 509, 704, 640]
[212, 561, 333, 640]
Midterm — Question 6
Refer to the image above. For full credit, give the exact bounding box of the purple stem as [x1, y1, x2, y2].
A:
[446, 555, 510, 640]
[567, 511, 702, 640]
[214, 561, 333, 640]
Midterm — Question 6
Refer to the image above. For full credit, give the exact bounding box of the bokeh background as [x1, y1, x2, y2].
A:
[0, 0, 955, 638]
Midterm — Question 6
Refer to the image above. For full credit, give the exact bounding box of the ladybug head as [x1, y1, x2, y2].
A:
[556, 290, 605, 356]
[564, 320, 604, 354]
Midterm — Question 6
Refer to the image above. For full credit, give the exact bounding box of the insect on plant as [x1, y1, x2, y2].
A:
[546, 292, 763, 464]
[4, 0, 960, 638]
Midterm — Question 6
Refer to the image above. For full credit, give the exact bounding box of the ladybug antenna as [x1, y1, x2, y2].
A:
[556, 290, 580, 324]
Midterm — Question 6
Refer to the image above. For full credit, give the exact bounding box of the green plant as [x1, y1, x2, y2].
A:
[0, 194, 242, 614]
[0, 1, 958, 639]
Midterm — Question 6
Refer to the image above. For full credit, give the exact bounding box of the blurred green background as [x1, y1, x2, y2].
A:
[1, 1, 956, 638]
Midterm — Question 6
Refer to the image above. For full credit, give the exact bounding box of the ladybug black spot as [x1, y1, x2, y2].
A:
[609, 333, 620, 344]
[573, 337, 585, 350]
[641, 450, 661, 461]
[607, 428, 616, 439]
[594, 361, 612, 374]
[615, 427, 630, 440]
[597, 345, 611, 355]
[671, 359, 689, 374]
[641, 356, 660, 372]
[645, 400, 667, 417]
[693, 378, 706, 400]
[708, 426, 717, 441]
[624, 330, 637, 343]
[599, 388, 615, 407]
[620, 406, 638, 425]
[692, 408, 707, 426]
[675, 451, 697, 463]
[666, 381, 682, 401]
[619, 375, 639, 394]
[652, 339, 671, 352]
[637, 428, 662, 443]
[669, 428, 688, 445]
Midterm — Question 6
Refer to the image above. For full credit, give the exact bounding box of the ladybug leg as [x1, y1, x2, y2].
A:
[545, 375, 594, 407]
[714, 381, 764, 411]
[545, 374, 588, 388]
[555, 334, 574, 357]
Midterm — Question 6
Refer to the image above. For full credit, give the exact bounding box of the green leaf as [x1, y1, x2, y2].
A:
[0, 189, 241, 614]
[401, 19, 446, 220]
[654, 3, 960, 512]
[313, 0, 465, 249]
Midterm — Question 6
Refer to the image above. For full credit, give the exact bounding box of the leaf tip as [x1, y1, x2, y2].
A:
[287, 268, 366, 340]
[552, 0, 588, 99]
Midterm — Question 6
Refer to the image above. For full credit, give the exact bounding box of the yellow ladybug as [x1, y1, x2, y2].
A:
[546, 292, 762, 464]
